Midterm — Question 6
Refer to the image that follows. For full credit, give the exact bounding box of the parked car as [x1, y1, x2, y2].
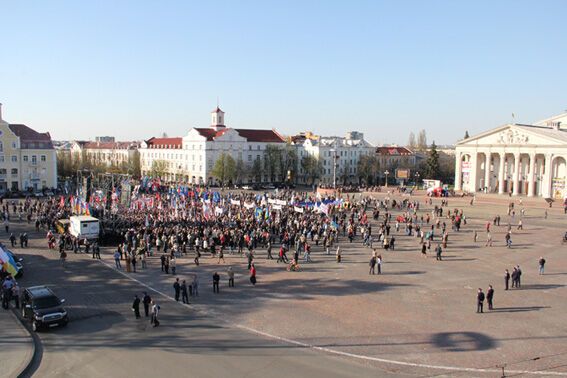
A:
[241, 185, 253, 190]
[21, 286, 68, 332]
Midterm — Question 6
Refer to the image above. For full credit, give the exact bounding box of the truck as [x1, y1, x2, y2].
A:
[69, 216, 100, 241]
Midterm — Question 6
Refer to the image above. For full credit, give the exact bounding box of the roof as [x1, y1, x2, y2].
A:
[8, 124, 54, 149]
[82, 141, 139, 150]
[456, 123, 567, 146]
[145, 137, 183, 149]
[193, 127, 285, 143]
[376, 146, 414, 155]
[234, 129, 285, 143]
[70, 215, 99, 221]
[211, 107, 224, 113]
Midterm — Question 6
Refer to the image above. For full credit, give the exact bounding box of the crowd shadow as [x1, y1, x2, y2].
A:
[489, 306, 550, 313]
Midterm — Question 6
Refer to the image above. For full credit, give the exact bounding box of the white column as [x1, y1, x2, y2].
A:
[542, 154, 553, 198]
[512, 153, 520, 196]
[454, 152, 462, 191]
[470, 153, 478, 192]
[484, 151, 491, 192]
[498, 152, 505, 194]
[527, 153, 536, 197]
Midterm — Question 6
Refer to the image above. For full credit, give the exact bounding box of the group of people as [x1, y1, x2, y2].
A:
[131, 292, 160, 326]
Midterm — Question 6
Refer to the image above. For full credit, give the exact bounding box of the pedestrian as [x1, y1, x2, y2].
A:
[2, 276, 14, 309]
[141, 253, 147, 269]
[477, 288, 485, 313]
[173, 278, 181, 301]
[336, 245, 341, 263]
[60, 250, 67, 267]
[486, 285, 494, 310]
[125, 254, 131, 272]
[421, 242, 427, 257]
[435, 243, 442, 261]
[250, 263, 257, 286]
[376, 254, 382, 274]
[539, 257, 546, 275]
[485, 232, 493, 247]
[516, 265, 522, 287]
[132, 295, 141, 319]
[266, 241, 273, 260]
[505, 232, 512, 248]
[170, 256, 176, 275]
[213, 272, 220, 293]
[11, 283, 20, 309]
[504, 269, 510, 290]
[181, 280, 189, 304]
[150, 301, 160, 327]
[473, 230, 478, 243]
[160, 253, 166, 272]
[218, 248, 225, 264]
[369, 255, 376, 275]
[114, 249, 122, 269]
[228, 266, 235, 287]
[131, 255, 137, 273]
[511, 267, 518, 288]
[143, 292, 152, 317]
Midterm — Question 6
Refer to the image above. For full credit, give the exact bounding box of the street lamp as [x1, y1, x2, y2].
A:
[384, 170, 390, 187]
[415, 171, 420, 187]
[330, 149, 339, 189]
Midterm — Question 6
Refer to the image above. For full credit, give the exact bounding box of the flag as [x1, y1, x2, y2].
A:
[0, 246, 18, 276]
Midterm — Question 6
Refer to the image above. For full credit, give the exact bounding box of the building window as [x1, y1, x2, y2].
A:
[11, 156, 17, 162]
[11, 168, 18, 175]
[23, 156, 28, 162]
[0, 156, 3, 162]
[0, 142, 3, 152]
[41, 155, 46, 162]
[12, 142, 17, 149]
[32, 156, 37, 165]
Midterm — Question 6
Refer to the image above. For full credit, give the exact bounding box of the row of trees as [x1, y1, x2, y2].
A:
[57, 150, 141, 178]
[407, 130, 428, 152]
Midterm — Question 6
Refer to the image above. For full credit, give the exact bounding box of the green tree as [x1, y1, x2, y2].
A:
[212, 153, 238, 186]
[252, 158, 263, 183]
[263, 145, 282, 182]
[301, 155, 322, 185]
[150, 160, 168, 178]
[129, 150, 141, 177]
[357, 154, 380, 185]
[424, 141, 441, 179]
[235, 158, 248, 184]
[280, 144, 298, 183]
[225, 154, 236, 184]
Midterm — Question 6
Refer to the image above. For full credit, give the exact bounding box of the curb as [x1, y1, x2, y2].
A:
[10, 308, 43, 378]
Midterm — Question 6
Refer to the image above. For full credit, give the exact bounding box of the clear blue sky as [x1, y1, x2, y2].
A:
[1, 0, 566, 146]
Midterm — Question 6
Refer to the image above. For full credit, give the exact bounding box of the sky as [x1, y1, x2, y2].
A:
[1, 0, 566, 146]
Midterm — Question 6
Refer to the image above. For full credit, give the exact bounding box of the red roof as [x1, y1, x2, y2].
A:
[375, 147, 413, 156]
[146, 137, 182, 149]
[8, 124, 54, 149]
[211, 107, 223, 113]
[234, 129, 285, 143]
[194, 128, 219, 141]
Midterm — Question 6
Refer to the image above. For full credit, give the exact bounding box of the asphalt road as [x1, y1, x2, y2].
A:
[11, 230, 390, 378]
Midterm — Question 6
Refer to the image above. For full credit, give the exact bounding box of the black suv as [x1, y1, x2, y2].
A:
[21, 286, 68, 332]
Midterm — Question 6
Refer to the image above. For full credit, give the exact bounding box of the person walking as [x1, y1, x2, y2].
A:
[369, 255, 376, 275]
[504, 269, 510, 290]
[376, 254, 382, 274]
[173, 278, 181, 301]
[477, 288, 485, 313]
[142, 292, 152, 317]
[486, 285, 494, 310]
[131, 255, 137, 273]
[485, 232, 493, 247]
[181, 280, 189, 304]
[170, 257, 176, 275]
[250, 263, 257, 286]
[266, 241, 273, 260]
[213, 272, 220, 293]
[150, 301, 160, 327]
[505, 232, 512, 248]
[336, 245, 342, 263]
[132, 295, 141, 319]
[539, 257, 546, 275]
[228, 266, 235, 287]
[435, 243, 442, 261]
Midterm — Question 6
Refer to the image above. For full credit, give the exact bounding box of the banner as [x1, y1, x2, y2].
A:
[275, 199, 287, 206]
[294, 206, 304, 213]
[244, 202, 255, 209]
[231, 199, 240, 206]
[272, 204, 282, 210]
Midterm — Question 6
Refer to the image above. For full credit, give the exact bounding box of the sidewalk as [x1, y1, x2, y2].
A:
[0, 308, 34, 378]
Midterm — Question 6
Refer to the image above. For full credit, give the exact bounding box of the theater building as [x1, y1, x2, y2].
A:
[455, 112, 567, 199]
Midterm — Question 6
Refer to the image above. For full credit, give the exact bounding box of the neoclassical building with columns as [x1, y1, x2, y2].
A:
[455, 112, 567, 199]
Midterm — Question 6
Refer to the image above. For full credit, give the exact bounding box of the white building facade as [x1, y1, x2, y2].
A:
[140, 107, 286, 184]
[71, 139, 139, 167]
[296, 131, 375, 185]
[455, 112, 567, 199]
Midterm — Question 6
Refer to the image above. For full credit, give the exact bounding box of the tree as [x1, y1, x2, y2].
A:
[263, 145, 282, 182]
[407, 132, 416, 149]
[280, 144, 298, 183]
[150, 160, 168, 178]
[464, 130, 470, 139]
[211, 153, 236, 186]
[357, 154, 380, 185]
[129, 150, 141, 178]
[252, 158, 263, 183]
[301, 155, 322, 186]
[235, 158, 248, 184]
[417, 130, 427, 151]
[424, 141, 441, 179]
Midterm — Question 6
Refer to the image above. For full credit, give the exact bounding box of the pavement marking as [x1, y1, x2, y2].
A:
[97, 259, 567, 376]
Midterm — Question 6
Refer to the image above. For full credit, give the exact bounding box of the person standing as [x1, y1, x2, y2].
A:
[173, 278, 181, 301]
[181, 280, 189, 304]
[516, 265, 522, 287]
[369, 255, 376, 275]
[266, 241, 273, 260]
[213, 272, 220, 293]
[131, 255, 137, 273]
[336, 245, 342, 263]
[504, 269, 510, 290]
[227, 266, 235, 287]
[114, 250, 122, 269]
[376, 254, 382, 274]
[485, 232, 493, 247]
[539, 257, 546, 275]
[511, 267, 518, 288]
[435, 243, 442, 261]
[11, 283, 20, 309]
[486, 285, 494, 310]
[142, 292, 152, 317]
[132, 295, 141, 319]
[170, 257, 176, 275]
[476, 288, 485, 313]
[250, 263, 257, 286]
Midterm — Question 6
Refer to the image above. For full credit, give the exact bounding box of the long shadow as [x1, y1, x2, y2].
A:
[519, 284, 565, 290]
[489, 306, 550, 313]
[381, 271, 426, 276]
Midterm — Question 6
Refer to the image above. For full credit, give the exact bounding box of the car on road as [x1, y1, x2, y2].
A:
[21, 286, 68, 332]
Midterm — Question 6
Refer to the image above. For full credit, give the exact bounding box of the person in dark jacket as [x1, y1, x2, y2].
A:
[132, 295, 141, 319]
[173, 278, 180, 301]
[142, 292, 152, 317]
[477, 288, 485, 313]
[486, 285, 494, 310]
[504, 269, 510, 290]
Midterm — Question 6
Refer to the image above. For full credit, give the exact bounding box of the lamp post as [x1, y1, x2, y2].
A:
[384, 170, 390, 187]
[331, 149, 339, 189]
[415, 171, 420, 187]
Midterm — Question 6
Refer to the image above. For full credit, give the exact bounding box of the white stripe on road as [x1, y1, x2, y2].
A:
[98, 259, 567, 376]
